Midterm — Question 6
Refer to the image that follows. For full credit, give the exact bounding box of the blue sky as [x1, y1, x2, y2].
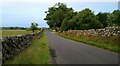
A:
[1, 0, 119, 28]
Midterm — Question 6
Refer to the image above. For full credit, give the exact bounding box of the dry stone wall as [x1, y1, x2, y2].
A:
[1, 31, 42, 63]
[63, 27, 120, 36]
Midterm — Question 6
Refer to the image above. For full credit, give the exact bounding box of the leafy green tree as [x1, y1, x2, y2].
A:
[73, 8, 102, 30]
[46, 21, 54, 28]
[96, 12, 109, 28]
[51, 10, 65, 31]
[60, 8, 76, 31]
[60, 18, 68, 31]
[112, 10, 120, 26]
[44, 6, 57, 28]
[45, 3, 119, 31]
[107, 13, 114, 26]
[89, 17, 103, 29]
[44, 2, 74, 31]
[30, 22, 38, 32]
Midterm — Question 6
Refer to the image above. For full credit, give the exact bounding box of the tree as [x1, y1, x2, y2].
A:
[107, 13, 114, 26]
[88, 17, 103, 29]
[60, 18, 68, 31]
[112, 10, 120, 26]
[45, 3, 119, 31]
[44, 2, 74, 31]
[72, 8, 102, 30]
[61, 18, 76, 31]
[96, 12, 109, 28]
[30, 22, 38, 32]
[51, 10, 65, 31]
[60, 7, 75, 31]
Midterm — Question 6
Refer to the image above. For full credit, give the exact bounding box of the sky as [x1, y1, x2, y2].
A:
[0, 0, 120, 28]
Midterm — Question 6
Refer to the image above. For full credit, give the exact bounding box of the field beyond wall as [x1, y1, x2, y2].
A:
[0, 30, 39, 37]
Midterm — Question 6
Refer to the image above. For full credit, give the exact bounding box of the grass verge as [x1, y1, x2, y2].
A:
[54, 32, 119, 53]
[4, 31, 50, 64]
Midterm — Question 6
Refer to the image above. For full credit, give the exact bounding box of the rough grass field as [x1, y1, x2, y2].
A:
[0, 30, 39, 37]
[4, 31, 50, 64]
[55, 32, 119, 53]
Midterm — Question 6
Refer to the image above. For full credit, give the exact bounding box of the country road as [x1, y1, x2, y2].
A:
[45, 30, 118, 64]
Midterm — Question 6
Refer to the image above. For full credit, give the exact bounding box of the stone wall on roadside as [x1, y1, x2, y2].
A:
[63, 27, 120, 36]
[1, 31, 42, 63]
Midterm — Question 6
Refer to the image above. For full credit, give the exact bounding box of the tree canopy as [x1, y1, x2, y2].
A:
[44, 3, 120, 32]
[30, 22, 38, 32]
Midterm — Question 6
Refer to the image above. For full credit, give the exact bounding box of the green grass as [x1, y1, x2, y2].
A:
[0, 30, 39, 37]
[54, 32, 119, 53]
[4, 31, 50, 64]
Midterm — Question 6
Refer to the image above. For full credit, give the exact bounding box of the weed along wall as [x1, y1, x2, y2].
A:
[1, 31, 42, 63]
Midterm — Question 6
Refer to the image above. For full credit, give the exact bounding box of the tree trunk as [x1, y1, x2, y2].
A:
[32, 29, 34, 33]
[54, 27, 58, 32]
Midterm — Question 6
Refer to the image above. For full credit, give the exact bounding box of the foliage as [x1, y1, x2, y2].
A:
[44, 3, 120, 31]
[96, 12, 108, 28]
[44, 3, 74, 31]
[73, 8, 103, 30]
[30, 22, 38, 32]
[112, 10, 120, 26]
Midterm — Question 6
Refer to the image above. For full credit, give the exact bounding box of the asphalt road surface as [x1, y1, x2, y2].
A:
[45, 30, 118, 64]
